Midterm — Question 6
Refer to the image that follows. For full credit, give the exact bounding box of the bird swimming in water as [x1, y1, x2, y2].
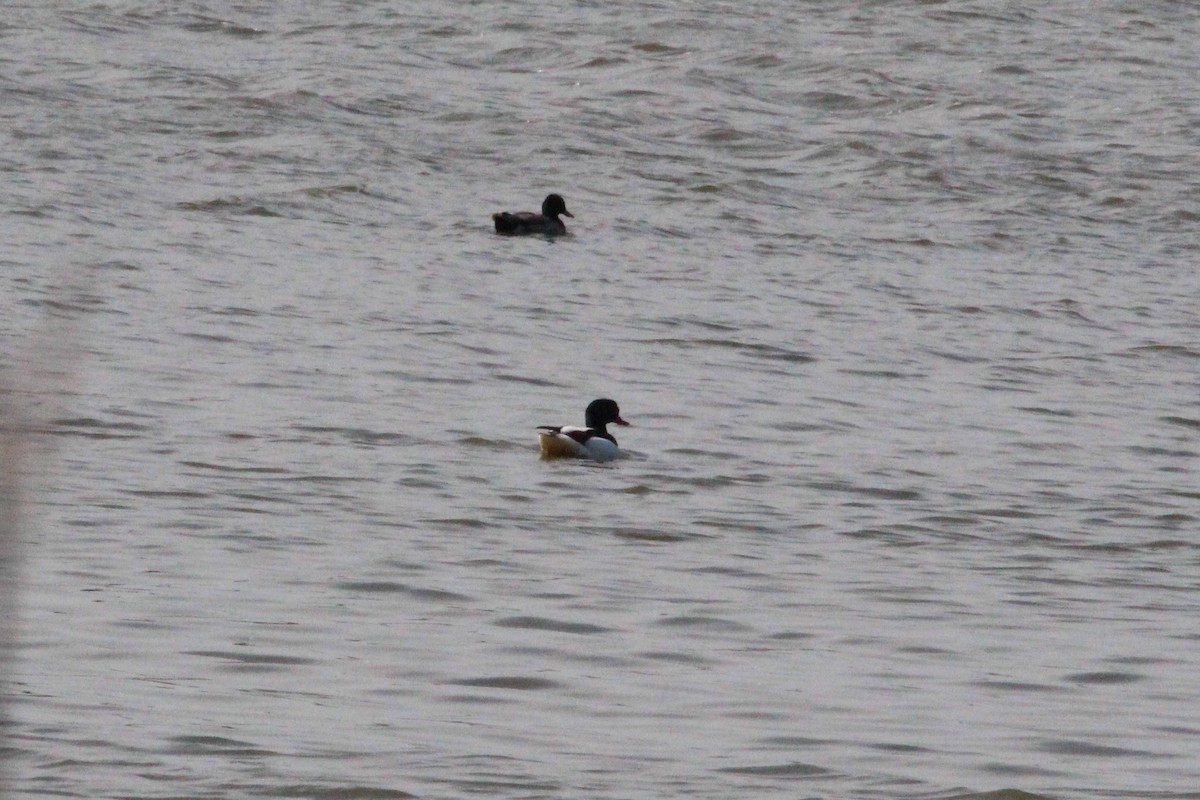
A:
[493, 193, 574, 236]
[537, 398, 629, 462]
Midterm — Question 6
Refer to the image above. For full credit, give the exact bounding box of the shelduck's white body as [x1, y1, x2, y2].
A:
[537, 426, 621, 461]
[537, 399, 629, 462]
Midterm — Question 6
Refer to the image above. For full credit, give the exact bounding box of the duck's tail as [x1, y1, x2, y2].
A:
[493, 212, 516, 234]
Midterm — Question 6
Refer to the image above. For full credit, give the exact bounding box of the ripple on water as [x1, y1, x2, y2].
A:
[493, 616, 613, 635]
[336, 581, 473, 602]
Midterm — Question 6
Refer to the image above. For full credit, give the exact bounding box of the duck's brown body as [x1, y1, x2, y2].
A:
[493, 194, 573, 235]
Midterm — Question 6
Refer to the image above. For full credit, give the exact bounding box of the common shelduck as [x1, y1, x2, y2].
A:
[537, 398, 629, 461]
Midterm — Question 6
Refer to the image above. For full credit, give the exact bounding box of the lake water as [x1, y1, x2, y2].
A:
[3, 2, 1199, 799]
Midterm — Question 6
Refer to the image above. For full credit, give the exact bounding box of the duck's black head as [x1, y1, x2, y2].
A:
[542, 193, 573, 219]
[585, 398, 628, 430]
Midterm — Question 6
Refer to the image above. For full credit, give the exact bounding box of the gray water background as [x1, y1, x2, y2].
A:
[3, 2, 1200, 798]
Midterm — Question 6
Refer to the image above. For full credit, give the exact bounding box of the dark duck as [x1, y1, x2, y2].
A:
[493, 193, 574, 236]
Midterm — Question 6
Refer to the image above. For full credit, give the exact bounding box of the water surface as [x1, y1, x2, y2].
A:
[3, 2, 1199, 798]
